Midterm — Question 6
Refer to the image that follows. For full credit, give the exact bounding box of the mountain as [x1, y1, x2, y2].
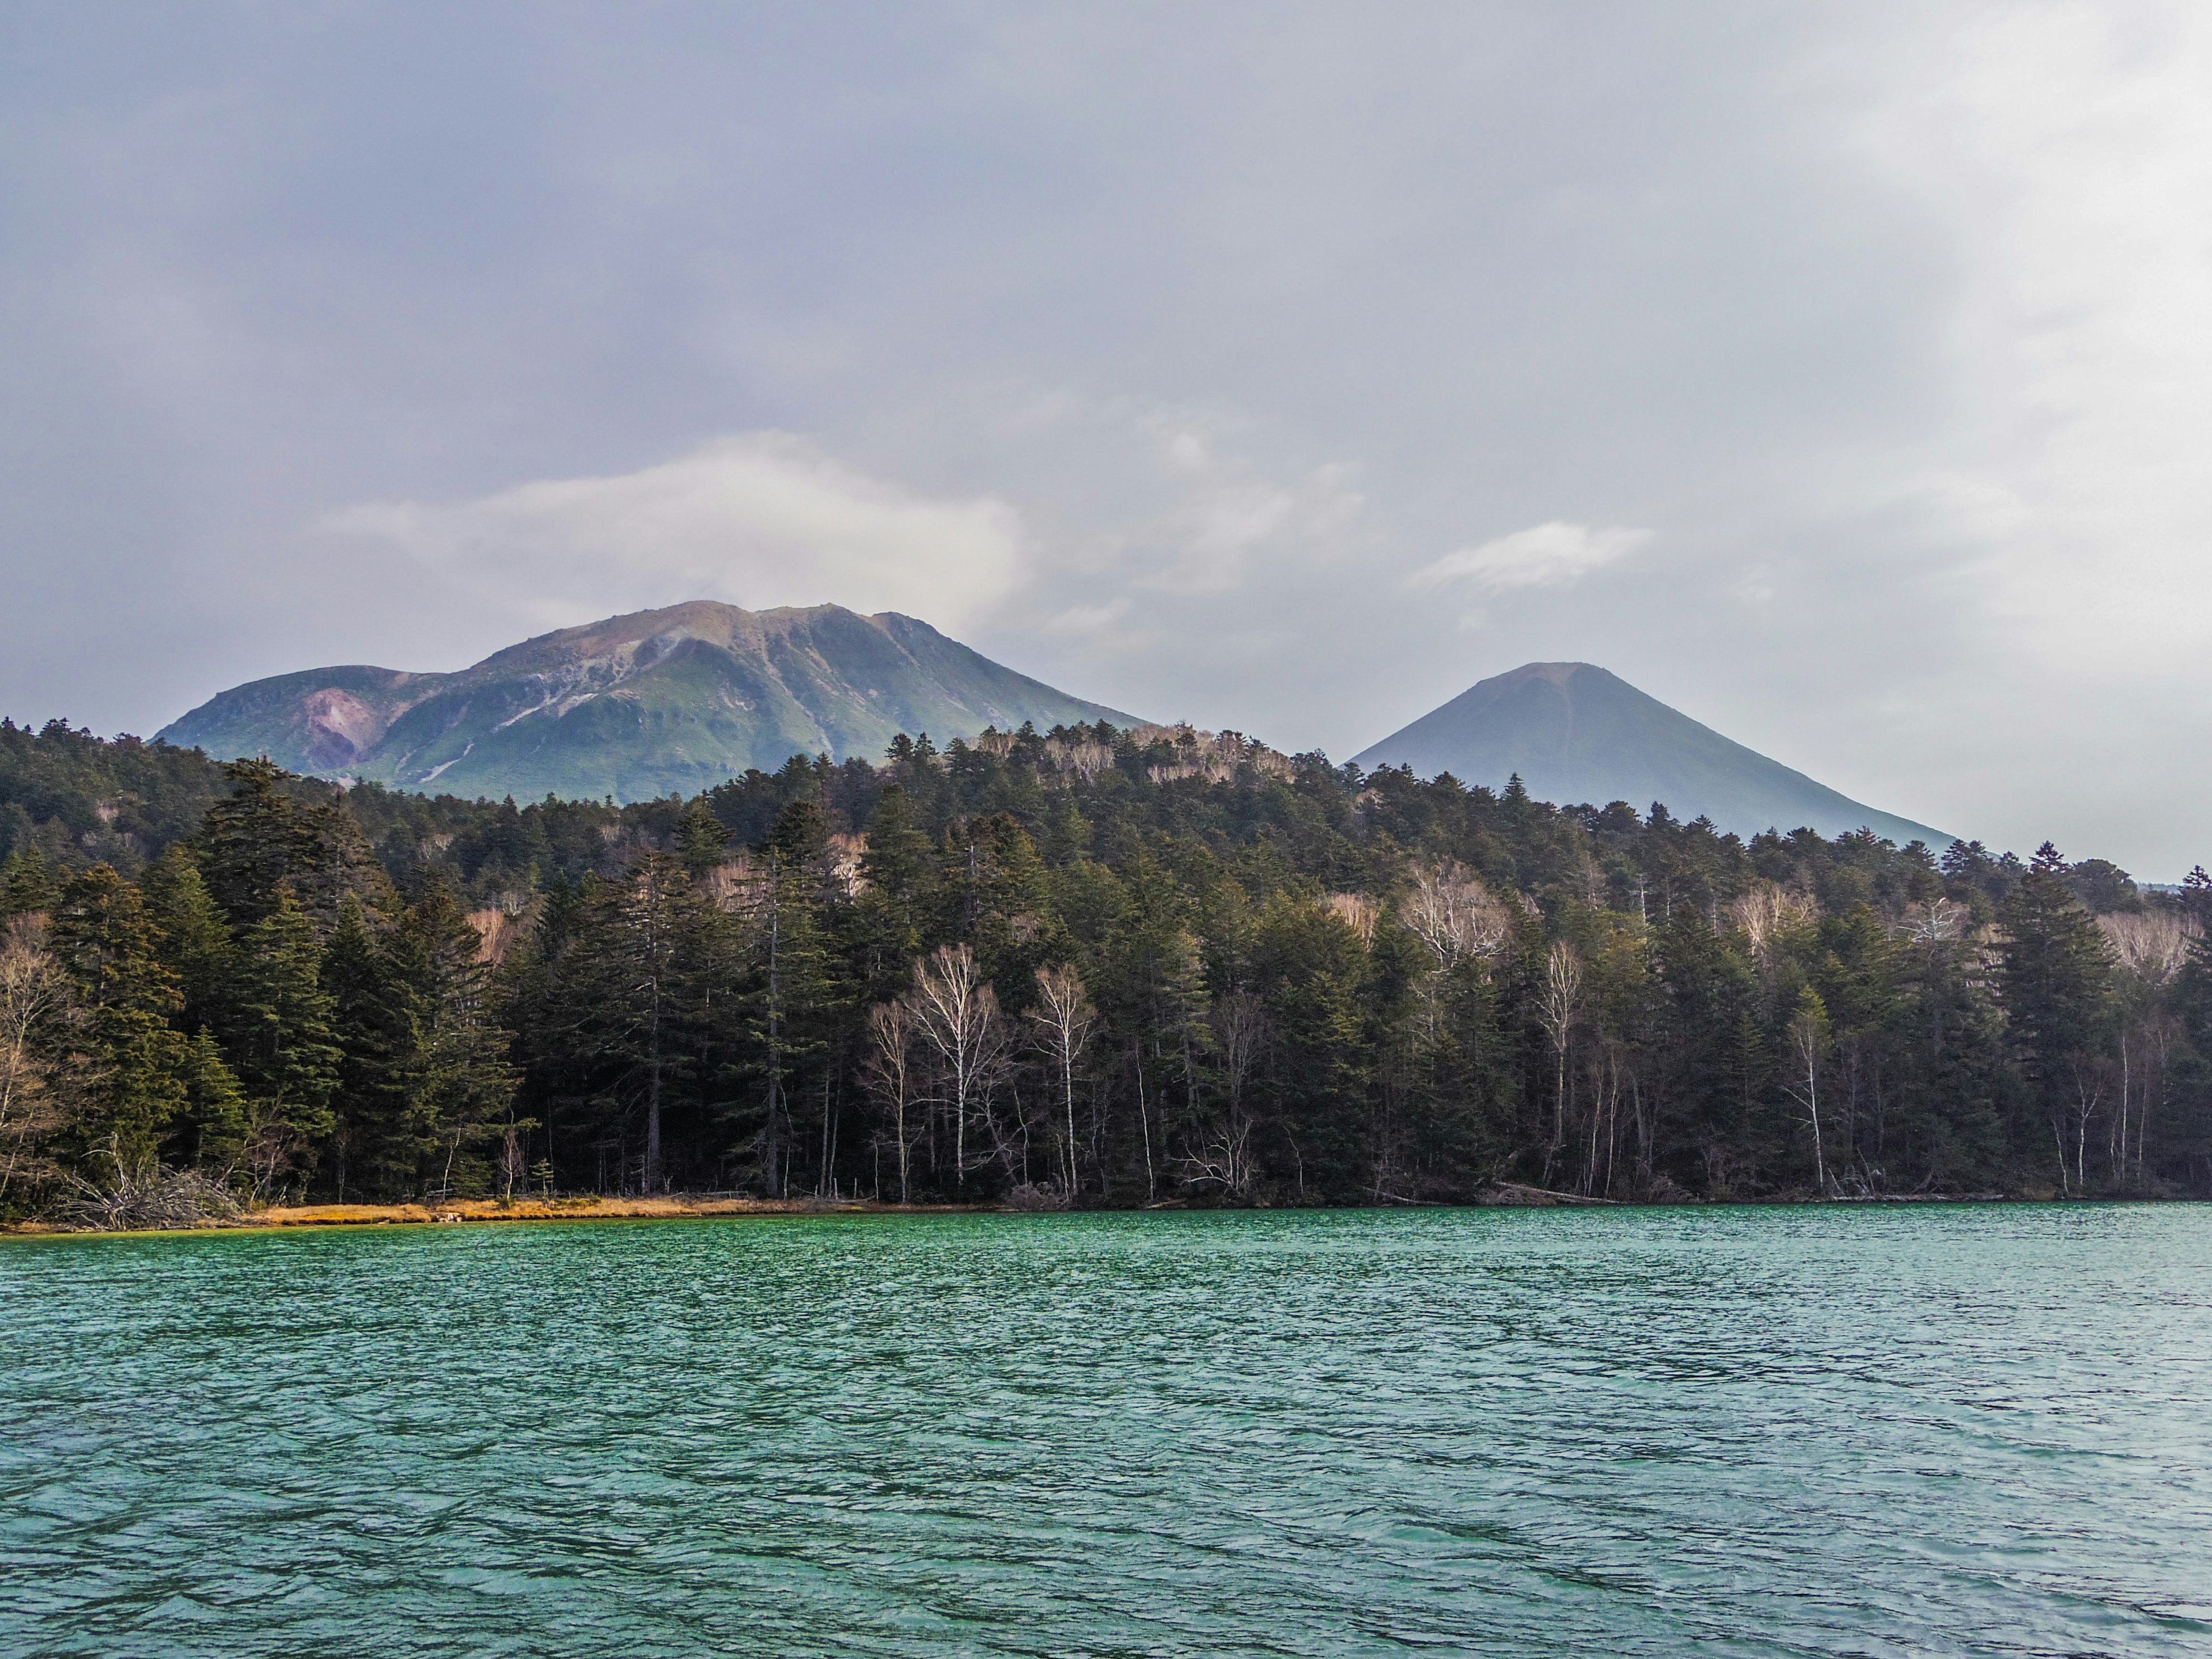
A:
[157, 601, 1139, 802]
[1353, 662, 1951, 846]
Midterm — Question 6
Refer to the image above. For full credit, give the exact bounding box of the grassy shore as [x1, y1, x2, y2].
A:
[3, 1194, 988, 1236]
[4, 1184, 2039, 1237]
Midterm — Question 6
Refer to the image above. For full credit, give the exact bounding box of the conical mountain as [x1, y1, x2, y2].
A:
[1353, 662, 1949, 845]
[157, 601, 1138, 802]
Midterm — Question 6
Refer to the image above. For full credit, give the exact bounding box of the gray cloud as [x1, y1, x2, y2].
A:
[4, 2, 2211, 872]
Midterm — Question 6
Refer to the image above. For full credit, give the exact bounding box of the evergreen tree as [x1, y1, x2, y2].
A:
[7, 717, 2212, 1214]
[388, 884, 521, 1198]
[568, 857, 699, 1192]
[741, 805, 845, 1196]
[853, 785, 934, 998]
[0, 844, 59, 921]
[1998, 844, 2116, 1193]
[676, 796, 730, 877]
[321, 893, 412, 1200]
[225, 884, 342, 1195]
[196, 760, 323, 928]
[139, 846, 235, 1036]
[48, 866, 197, 1172]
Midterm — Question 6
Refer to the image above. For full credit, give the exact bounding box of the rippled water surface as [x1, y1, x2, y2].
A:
[5, 1206, 2211, 1657]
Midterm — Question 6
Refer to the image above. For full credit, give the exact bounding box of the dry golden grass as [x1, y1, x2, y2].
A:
[5, 1193, 980, 1236]
[247, 1194, 888, 1229]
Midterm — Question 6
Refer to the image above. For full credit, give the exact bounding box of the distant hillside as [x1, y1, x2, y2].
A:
[158, 601, 1138, 802]
[1354, 662, 1950, 846]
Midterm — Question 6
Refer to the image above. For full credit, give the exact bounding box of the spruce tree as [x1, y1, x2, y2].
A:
[226, 884, 342, 1195]
[196, 760, 321, 928]
[48, 866, 194, 1172]
[854, 785, 934, 999]
[389, 884, 520, 1199]
[139, 846, 235, 1036]
[1998, 844, 2115, 1192]
[676, 797, 730, 878]
[566, 857, 699, 1191]
[0, 845, 59, 921]
[321, 893, 411, 1199]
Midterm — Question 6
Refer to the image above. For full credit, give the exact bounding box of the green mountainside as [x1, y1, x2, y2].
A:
[156, 601, 1138, 802]
[1354, 661, 1950, 846]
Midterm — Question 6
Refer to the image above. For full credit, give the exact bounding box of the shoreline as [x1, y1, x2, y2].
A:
[3, 1194, 988, 1238]
[1, 1183, 2067, 1240]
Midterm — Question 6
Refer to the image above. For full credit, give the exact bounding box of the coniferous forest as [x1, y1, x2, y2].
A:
[4, 713, 2210, 1224]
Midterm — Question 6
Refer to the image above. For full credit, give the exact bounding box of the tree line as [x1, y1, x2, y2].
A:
[3, 715, 2210, 1221]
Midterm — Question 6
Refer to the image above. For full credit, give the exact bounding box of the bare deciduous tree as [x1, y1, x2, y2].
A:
[1783, 990, 1834, 1196]
[1029, 964, 1096, 1196]
[2099, 911, 2195, 987]
[906, 944, 1007, 1185]
[863, 999, 919, 1203]
[1732, 881, 1816, 974]
[1183, 989, 1266, 1198]
[1538, 942, 1581, 1185]
[1323, 892, 1378, 945]
[0, 918, 73, 1203]
[2098, 910, 2196, 1190]
[1903, 897, 1968, 947]
[1400, 861, 1511, 969]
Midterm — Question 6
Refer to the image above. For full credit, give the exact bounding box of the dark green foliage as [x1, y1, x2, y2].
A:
[225, 885, 343, 1195]
[47, 865, 200, 1166]
[4, 719, 2210, 1218]
[1998, 846, 2119, 1194]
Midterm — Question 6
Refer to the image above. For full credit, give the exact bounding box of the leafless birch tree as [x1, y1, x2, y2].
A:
[1182, 990, 1264, 1196]
[906, 943, 1007, 1186]
[1783, 989, 1834, 1196]
[1029, 964, 1095, 1196]
[1402, 861, 1510, 969]
[863, 999, 919, 1203]
[0, 918, 71, 1204]
[1539, 942, 1581, 1185]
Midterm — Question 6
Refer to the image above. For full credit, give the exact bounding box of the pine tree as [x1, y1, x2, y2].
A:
[1998, 844, 2116, 1194]
[741, 809, 844, 1196]
[388, 884, 520, 1199]
[139, 846, 235, 1036]
[0, 845, 59, 921]
[225, 884, 342, 1196]
[2182, 865, 2212, 930]
[676, 797, 730, 878]
[567, 857, 698, 1191]
[48, 866, 194, 1172]
[321, 893, 412, 1200]
[196, 760, 321, 928]
[854, 785, 934, 999]
[293, 799, 399, 927]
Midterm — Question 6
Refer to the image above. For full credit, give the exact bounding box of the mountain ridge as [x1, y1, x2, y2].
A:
[1353, 661, 1950, 846]
[157, 601, 1138, 802]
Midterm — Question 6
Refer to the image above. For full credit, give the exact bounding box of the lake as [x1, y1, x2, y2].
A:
[3, 1206, 2209, 1656]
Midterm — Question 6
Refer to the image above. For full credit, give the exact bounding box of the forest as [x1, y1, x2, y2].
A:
[3, 713, 2209, 1224]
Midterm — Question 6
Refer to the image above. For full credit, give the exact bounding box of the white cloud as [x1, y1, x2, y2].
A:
[1126, 415, 1365, 596]
[320, 433, 1024, 630]
[1410, 521, 1652, 593]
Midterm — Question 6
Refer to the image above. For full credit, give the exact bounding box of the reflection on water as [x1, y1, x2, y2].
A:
[3, 1206, 2209, 1656]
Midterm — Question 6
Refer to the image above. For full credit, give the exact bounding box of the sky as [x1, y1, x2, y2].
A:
[4, 3, 2210, 874]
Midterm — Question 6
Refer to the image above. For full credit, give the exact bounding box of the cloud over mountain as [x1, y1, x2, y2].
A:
[323, 435, 1025, 631]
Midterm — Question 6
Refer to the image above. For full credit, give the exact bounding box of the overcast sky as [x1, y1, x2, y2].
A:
[5, 3, 2210, 873]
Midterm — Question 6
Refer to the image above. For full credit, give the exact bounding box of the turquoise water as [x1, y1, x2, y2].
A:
[3, 1207, 2210, 1657]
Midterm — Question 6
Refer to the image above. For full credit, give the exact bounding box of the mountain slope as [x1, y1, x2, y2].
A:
[1353, 662, 1951, 845]
[158, 602, 1138, 802]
